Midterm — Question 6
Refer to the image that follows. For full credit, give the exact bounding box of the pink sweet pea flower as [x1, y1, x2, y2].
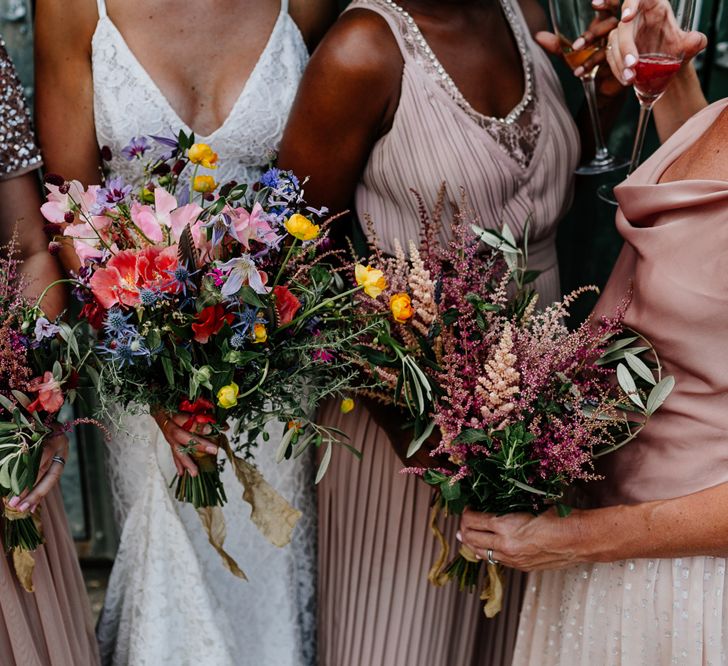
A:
[63, 215, 113, 262]
[231, 203, 277, 249]
[41, 181, 99, 223]
[27, 371, 64, 414]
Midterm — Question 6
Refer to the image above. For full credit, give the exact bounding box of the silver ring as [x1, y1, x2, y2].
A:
[607, 43, 613, 51]
[51, 455, 66, 466]
[486, 548, 499, 566]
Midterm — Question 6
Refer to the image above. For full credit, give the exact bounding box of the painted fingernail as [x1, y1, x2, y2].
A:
[8, 496, 19, 508]
[205, 445, 217, 455]
[574, 66, 585, 78]
[456, 531, 463, 542]
[624, 53, 637, 67]
[593, 0, 606, 7]
[622, 7, 632, 18]
[476, 553, 482, 561]
[30, 504, 37, 514]
[623, 68, 635, 81]
[573, 37, 586, 50]
[19, 502, 30, 512]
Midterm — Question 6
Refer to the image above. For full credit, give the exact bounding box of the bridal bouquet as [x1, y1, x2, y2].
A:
[0, 236, 94, 591]
[353, 191, 674, 615]
[42, 132, 385, 574]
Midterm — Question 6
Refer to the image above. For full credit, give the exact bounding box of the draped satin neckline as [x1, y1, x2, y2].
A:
[96, 8, 288, 140]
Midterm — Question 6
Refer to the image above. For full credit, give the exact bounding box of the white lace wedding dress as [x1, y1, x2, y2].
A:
[90, 2, 316, 664]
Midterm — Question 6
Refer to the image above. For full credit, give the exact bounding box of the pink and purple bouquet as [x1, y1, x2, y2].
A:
[42, 132, 383, 571]
[353, 192, 674, 615]
[0, 236, 96, 591]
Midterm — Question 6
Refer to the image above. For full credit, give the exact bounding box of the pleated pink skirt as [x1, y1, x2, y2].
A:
[0, 486, 99, 666]
[317, 401, 526, 666]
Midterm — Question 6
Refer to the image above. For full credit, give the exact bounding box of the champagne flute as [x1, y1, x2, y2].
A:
[550, 0, 628, 175]
[598, 0, 695, 203]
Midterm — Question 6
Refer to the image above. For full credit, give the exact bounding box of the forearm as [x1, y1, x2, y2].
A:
[578, 482, 728, 562]
[652, 64, 707, 143]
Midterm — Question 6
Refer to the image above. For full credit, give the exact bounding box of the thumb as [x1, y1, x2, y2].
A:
[684, 31, 708, 60]
[535, 31, 562, 57]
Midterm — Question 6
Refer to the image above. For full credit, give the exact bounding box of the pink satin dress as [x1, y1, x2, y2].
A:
[514, 99, 728, 665]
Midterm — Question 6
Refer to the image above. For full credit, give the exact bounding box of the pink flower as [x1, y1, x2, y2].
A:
[27, 371, 64, 414]
[41, 181, 98, 223]
[313, 349, 335, 363]
[64, 215, 113, 262]
[90, 250, 141, 308]
[231, 203, 277, 249]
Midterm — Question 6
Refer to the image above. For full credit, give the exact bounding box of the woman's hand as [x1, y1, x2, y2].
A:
[605, 0, 706, 85]
[536, 1, 622, 95]
[458, 507, 592, 572]
[7, 431, 69, 514]
[153, 411, 219, 477]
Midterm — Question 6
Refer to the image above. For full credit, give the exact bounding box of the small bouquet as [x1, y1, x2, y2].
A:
[353, 191, 674, 615]
[0, 236, 94, 590]
[43, 132, 382, 573]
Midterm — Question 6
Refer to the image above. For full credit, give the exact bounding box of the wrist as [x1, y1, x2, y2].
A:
[567, 504, 640, 563]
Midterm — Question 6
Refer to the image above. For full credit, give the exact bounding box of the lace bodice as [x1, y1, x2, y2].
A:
[91, 2, 317, 664]
[92, 1, 308, 186]
[372, 0, 542, 170]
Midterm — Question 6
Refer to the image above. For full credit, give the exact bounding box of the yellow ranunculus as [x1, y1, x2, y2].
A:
[354, 264, 387, 299]
[252, 322, 268, 344]
[284, 213, 320, 241]
[390, 292, 415, 324]
[188, 143, 218, 169]
[217, 382, 239, 409]
[193, 175, 217, 193]
[340, 398, 355, 414]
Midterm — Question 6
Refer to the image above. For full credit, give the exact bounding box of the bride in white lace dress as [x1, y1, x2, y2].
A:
[35, 0, 336, 663]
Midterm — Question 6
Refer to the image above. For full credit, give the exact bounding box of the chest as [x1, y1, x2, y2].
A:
[105, 0, 282, 136]
[661, 109, 728, 184]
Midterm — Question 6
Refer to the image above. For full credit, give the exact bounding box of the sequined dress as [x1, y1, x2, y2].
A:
[315, 2, 579, 666]
[0, 39, 99, 666]
[513, 99, 728, 666]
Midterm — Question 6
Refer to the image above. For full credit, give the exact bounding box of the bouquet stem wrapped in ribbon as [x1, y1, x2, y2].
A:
[352, 188, 674, 616]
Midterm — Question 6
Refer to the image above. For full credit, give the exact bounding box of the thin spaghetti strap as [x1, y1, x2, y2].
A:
[96, 0, 107, 18]
[280, 0, 289, 14]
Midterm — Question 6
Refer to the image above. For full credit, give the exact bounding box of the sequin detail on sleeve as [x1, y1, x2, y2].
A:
[0, 40, 41, 180]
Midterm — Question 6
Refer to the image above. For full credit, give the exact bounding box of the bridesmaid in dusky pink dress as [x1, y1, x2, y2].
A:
[460, 8, 728, 665]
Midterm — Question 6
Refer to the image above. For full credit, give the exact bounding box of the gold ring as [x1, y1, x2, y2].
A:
[161, 417, 171, 432]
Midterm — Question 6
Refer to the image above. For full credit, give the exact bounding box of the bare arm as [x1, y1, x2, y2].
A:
[652, 64, 707, 142]
[35, 0, 101, 273]
[277, 9, 402, 214]
[460, 480, 728, 572]
[0, 173, 65, 317]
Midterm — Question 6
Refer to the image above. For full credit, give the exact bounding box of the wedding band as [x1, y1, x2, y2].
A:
[487, 549, 499, 566]
[51, 455, 66, 466]
[161, 417, 171, 432]
[607, 44, 613, 51]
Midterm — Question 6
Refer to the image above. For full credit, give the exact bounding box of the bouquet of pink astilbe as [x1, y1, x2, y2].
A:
[353, 191, 674, 616]
[0, 236, 95, 591]
[42, 131, 389, 575]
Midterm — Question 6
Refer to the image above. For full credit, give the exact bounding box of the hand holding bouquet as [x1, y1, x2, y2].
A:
[352, 190, 674, 616]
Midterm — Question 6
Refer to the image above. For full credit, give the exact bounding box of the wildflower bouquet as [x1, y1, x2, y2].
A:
[43, 132, 382, 570]
[353, 193, 674, 616]
[0, 237, 93, 591]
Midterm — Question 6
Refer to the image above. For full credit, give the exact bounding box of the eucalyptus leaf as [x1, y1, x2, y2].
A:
[315, 441, 333, 484]
[275, 426, 297, 464]
[646, 376, 676, 415]
[406, 419, 436, 458]
[617, 363, 645, 410]
[624, 352, 657, 386]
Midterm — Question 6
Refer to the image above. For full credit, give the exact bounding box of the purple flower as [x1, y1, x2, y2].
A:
[34, 317, 61, 343]
[94, 177, 132, 212]
[121, 136, 150, 161]
[260, 168, 281, 189]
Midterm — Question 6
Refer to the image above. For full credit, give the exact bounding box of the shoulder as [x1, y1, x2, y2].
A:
[307, 7, 402, 80]
[516, 0, 549, 35]
[288, 0, 338, 49]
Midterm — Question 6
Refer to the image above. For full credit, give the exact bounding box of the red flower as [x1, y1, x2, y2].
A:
[27, 371, 64, 414]
[137, 245, 179, 294]
[179, 397, 217, 431]
[273, 286, 301, 326]
[80, 301, 107, 329]
[191, 304, 234, 344]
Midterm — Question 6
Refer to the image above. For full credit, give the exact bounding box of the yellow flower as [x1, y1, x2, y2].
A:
[355, 264, 387, 298]
[193, 175, 217, 193]
[284, 213, 320, 241]
[340, 398, 355, 414]
[188, 143, 218, 169]
[252, 322, 268, 344]
[390, 292, 415, 324]
[217, 382, 239, 409]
